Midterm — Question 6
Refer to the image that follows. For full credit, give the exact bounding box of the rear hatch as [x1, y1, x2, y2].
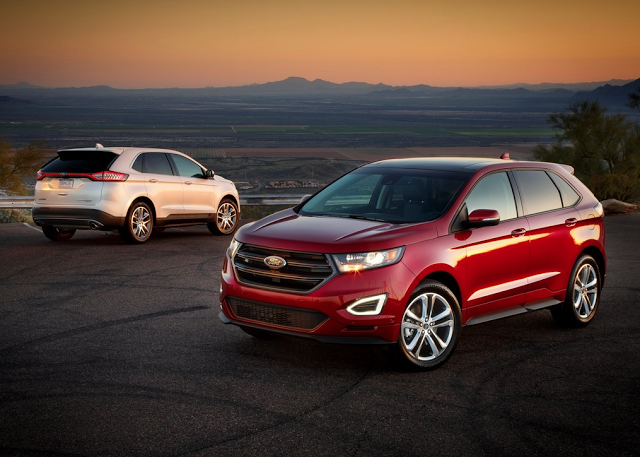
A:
[35, 149, 121, 206]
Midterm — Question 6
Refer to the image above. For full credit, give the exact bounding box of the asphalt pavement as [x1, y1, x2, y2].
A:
[0, 214, 639, 457]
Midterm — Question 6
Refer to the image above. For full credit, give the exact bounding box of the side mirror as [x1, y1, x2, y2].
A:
[465, 209, 500, 228]
[205, 169, 214, 179]
[300, 194, 312, 204]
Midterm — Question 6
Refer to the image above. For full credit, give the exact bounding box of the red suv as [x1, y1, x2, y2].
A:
[219, 157, 605, 369]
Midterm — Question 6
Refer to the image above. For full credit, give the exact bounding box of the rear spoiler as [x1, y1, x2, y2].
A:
[559, 164, 575, 175]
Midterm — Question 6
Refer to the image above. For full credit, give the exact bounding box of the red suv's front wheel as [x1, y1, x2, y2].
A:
[392, 280, 461, 370]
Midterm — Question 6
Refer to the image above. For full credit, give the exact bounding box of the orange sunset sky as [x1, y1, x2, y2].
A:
[1, 0, 639, 89]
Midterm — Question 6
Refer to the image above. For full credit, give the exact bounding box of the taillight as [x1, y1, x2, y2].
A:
[594, 202, 604, 218]
[34, 170, 128, 181]
[91, 171, 128, 181]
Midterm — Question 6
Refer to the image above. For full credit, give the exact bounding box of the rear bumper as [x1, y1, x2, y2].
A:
[32, 207, 125, 230]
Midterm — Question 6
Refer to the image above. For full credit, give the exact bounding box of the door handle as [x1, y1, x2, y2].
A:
[148, 179, 158, 183]
[565, 218, 578, 227]
[511, 228, 527, 237]
[185, 181, 193, 185]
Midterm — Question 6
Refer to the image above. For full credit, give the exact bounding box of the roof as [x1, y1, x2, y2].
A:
[364, 157, 511, 172]
[57, 145, 182, 156]
[363, 157, 573, 174]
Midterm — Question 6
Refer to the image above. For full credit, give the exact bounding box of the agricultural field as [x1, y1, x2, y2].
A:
[1, 89, 546, 190]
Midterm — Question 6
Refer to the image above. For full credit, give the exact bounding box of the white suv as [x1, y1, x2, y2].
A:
[32, 144, 240, 243]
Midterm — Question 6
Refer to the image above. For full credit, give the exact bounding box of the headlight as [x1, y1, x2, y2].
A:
[228, 238, 241, 258]
[332, 247, 405, 273]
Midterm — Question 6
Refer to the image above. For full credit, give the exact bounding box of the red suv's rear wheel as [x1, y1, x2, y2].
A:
[551, 254, 601, 327]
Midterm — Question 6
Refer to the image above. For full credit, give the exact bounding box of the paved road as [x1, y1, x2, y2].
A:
[1, 215, 639, 457]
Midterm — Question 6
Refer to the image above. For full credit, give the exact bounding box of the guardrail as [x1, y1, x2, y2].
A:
[0, 196, 34, 209]
[0, 194, 307, 209]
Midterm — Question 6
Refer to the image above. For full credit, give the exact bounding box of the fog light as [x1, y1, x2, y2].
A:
[346, 294, 387, 316]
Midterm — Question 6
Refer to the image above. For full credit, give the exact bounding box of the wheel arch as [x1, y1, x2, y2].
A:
[129, 196, 157, 222]
[422, 271, 462, 310]
[220, 194, 240, 213]
[579, 245, 606, 286]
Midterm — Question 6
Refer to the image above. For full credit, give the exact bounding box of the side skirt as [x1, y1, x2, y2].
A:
[464, 298, 562, 326]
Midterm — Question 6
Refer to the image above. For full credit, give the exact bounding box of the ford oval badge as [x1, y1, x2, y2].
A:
[264, 255, 287, 269]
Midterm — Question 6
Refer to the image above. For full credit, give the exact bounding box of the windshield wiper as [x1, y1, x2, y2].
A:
[344, 214, 389, 223]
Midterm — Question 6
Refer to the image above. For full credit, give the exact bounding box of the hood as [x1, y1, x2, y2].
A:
[236, 209, 438, 253]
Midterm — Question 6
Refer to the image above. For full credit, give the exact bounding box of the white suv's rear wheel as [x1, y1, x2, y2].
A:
[119, 202, 153, 244]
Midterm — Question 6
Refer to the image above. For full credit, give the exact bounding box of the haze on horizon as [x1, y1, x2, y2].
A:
[1, 0, 639, 89]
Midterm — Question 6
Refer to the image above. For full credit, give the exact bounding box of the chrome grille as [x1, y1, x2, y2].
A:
[233, 244, 334, 293]
[227, 297, 328, 330]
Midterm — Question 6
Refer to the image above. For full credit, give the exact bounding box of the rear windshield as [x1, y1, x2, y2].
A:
[41, 150, 118, 174]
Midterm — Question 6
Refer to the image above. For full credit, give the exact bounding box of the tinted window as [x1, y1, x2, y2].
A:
[464, 172, 517, 221]
[547, 172, 580, 207]
[171, 154, 205, 178]
[515, 170, 562, 215]
[142, 153, 174, 176]
[299, 168, 468, 223]
[41, 151, 117, 173]
[131, 154, 144, 172]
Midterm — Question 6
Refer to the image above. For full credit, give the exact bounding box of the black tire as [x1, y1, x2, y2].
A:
[391, 280, 461, 370]
[550, 254, 601, 327]
[42, 226, 76, 241]
[119, 201, 153, 244]
[207, 198, 239, 236]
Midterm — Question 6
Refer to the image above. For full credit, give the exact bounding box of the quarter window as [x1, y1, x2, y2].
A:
[547, 172, 580, 207]
[464, 172, 518, 221]
[515, 170, 563, 215]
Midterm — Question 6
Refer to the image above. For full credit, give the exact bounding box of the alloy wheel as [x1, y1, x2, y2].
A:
[572, 263, 598, 319]
[131, 205, 151, 240]
[400, 291, 455, 362]
[216, 201, 237, 234]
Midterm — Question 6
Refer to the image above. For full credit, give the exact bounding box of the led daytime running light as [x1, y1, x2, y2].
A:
[346, 294, 388, 315]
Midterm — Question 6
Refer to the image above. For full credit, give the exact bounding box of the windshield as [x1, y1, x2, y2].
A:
[298, 167, 469, 223]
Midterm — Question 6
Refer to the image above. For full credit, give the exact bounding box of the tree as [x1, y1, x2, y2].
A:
[628, 86, 640, 115]
[0, 140, 48, 195]
[533, 101, 640, 201]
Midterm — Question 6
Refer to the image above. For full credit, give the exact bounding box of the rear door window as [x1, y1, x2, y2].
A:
[41, 150, 117, 173]
[142, 153, 174, 176]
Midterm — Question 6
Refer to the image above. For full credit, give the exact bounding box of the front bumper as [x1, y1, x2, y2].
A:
[219, 249, 417, 344]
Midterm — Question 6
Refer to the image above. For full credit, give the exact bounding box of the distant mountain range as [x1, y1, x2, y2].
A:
[1, 76, 639, 106]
